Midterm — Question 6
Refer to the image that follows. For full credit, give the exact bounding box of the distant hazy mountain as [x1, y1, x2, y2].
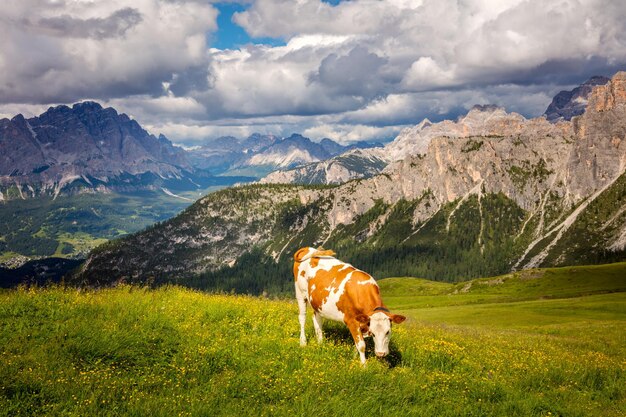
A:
[259, 148, 387, 185]
[544, 76, 610, 122]
[0, 102, 216, 200]
[185, 132, 381, 176]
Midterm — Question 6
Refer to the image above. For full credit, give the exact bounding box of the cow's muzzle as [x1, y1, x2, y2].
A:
[375, 351, 387, 358]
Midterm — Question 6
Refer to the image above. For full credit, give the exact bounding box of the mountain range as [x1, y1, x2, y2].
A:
[185, 133, 382, 177]
[0, 102, 206, 200]
[75, 71, 626, 291]
[0, 102, 382, 201]
[258, 76, 612, 186]
[0, 101, 386, 265]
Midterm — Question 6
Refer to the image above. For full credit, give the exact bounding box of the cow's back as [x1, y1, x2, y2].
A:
[297, 256, 380, 322]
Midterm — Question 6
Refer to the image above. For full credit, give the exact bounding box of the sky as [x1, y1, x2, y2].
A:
[1, 0, 626, 145]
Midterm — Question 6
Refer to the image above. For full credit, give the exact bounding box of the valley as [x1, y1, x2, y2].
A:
[0, 184, 234, 266]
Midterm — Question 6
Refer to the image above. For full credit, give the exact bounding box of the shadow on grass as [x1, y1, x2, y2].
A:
[322, 322, 403, 368]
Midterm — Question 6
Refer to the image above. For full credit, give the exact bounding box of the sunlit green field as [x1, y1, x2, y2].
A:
[1, 263, 625, 416]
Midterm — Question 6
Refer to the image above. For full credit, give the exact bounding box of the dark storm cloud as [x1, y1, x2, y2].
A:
[169, 65, 212, 96]
[310, 46, 389, 98]
[492, 57, 626, 87]
[26, 7, 143, 40]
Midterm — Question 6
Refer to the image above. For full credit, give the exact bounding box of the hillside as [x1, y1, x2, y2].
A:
[379, 262, 626, 308]
[1, 266, 624, 416]
[78, 71, 626, 288]
[0, 189, 201, 265]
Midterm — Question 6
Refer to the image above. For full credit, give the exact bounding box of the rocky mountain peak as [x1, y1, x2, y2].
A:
[0, 101, 194, 198]
[283, 133, 311, 146]
[588, 71, 626, 112]
[72, 101, 103, 112]
[416, 118, 432, 130]
[544, 75, 610, 122]
[319, 138, 345, 156]
[241, 133, 278, 153]
[9, 114, 26, 124]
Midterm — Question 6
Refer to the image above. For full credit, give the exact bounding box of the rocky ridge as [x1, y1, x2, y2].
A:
[259, 77, 615, 187]
[0, 102, 195, 200]
[258, 148, 388, 185]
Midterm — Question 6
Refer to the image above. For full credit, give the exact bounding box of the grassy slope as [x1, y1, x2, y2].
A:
[1, 263, 625, 416]
[379, 262, 626, 309]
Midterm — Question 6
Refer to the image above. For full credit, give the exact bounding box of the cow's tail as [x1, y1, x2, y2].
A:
[294, 247, 336, 262]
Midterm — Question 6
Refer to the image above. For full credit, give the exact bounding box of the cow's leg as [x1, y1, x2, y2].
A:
[313, 312, 324, 343]
[347, 322, 367, 365]
[296, 292, 308, 346]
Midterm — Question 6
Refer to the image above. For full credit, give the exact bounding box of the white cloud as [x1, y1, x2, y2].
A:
[0, 0, 218, 103]
[1, 0, 626, 145]
[302, 123, 405, 144]
[402, 57, 457, 90]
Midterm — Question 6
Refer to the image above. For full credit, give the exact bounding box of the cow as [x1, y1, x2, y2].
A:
[293, 246, 406, 364]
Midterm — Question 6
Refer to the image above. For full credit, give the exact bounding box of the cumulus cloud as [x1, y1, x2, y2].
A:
[1, 0, 626, 145]
[0, 0, 217, 104]
[310, 45, 391, 99]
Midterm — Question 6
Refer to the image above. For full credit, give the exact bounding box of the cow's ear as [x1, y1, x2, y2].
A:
[359, 322, 370, 334]
[391, 314, 406, 324]
[294, 248, 309, 262]
[355, 314, 370, 324]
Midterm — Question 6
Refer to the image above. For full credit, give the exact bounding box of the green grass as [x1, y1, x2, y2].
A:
[1, 264, 625, 416]
[0, 252, 23, 263]
[52, 232, 109, 258]
[379, 262, 626, 309]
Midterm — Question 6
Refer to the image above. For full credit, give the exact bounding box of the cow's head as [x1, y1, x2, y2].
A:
[356, 309, 406, 358]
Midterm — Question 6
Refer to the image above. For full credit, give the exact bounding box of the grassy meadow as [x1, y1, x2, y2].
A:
[1, 263, 625, 416]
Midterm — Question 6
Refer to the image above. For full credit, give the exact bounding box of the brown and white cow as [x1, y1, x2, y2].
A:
[293, 246, 406, 364]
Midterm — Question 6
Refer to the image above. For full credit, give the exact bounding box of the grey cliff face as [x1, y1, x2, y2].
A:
[567, 72, 626, 199]
[0, 101, 191, 199]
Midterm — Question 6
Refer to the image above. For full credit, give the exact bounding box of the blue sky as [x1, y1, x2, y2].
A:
[211, 3, 285, 50]
[211, 0, 344, 50]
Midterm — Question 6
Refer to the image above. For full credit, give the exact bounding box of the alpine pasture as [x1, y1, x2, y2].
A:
[1, 263, 625, 416]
